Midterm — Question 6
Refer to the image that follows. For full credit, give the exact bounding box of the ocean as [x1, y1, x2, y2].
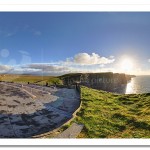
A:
[126, 75, 150, 94]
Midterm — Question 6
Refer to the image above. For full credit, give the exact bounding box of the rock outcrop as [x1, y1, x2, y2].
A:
[61, 72, 135, 93]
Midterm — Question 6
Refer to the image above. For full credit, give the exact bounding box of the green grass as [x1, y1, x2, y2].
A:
[73, 86, 150, 138]
[0, 74, 63, 85]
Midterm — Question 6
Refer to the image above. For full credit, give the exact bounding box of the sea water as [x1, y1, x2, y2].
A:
[126, 75, 150, 94]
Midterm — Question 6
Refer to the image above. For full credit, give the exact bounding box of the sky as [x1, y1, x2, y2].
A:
[0, 12, 150, 75]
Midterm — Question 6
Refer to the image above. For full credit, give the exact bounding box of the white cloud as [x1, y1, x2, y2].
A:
[5, 32, 15, 37]
[0, 65, 12, 73]
[2, 30, 17, 38]
[16, 53, 115, 75]
[0, 64, 136, 76]
[19, 50, 30, 55]
[23, 25, 41, 36]
[20, 62, 115, 76]
[27, 64, 69, 72]
[65, 53, 115, 65]
[20, 63, 71, 75]
[33, 31, 42, 36]
[148, 59, 150, 62]
[0, 49, 10, 58]
[0, 52, 116, 75]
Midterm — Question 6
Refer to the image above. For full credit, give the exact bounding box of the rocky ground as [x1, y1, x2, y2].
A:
[0, 82, 80, 138]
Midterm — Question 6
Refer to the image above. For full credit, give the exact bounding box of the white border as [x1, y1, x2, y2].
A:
[0, 0, 150, 146]
[0, 5, 150, 12]
[1, 0, 150, 5]
[0, 139, 150, 146]
[0, 0, 150, 11]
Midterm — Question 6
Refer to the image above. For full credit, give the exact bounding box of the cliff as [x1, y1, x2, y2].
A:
[61, 72, 135, 93]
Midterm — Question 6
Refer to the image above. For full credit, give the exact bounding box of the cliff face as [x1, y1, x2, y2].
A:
[61, 72, 135, 93]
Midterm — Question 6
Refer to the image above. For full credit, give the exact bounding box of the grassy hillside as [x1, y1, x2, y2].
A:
[0, 74, 63, 85]
[74, 86, 150, 138]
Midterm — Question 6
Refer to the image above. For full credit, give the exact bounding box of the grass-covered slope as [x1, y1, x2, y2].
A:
[0, 74, 62, 85]
[74, 86, 150, 138]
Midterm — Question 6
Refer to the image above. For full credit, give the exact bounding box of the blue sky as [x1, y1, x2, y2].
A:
[0, 12, 150, 75]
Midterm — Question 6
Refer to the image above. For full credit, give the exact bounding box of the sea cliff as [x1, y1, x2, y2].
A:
[61, 72, 135, 93]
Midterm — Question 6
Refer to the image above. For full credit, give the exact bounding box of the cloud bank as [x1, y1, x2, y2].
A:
[0, 52, 115, 75]
[0, 65, 12, 73]
[65, 53, 115, 65]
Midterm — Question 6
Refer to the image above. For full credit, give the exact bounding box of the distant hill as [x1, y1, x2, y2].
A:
[0, 74, 62, 86]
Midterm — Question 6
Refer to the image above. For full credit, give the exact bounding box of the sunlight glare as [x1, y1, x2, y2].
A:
[121, 58, 134, 72]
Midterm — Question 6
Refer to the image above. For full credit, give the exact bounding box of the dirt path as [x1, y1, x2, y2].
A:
[54, 123, 84, 138]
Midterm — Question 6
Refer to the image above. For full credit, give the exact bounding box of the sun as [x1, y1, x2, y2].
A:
[121, 58, 134, 72]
